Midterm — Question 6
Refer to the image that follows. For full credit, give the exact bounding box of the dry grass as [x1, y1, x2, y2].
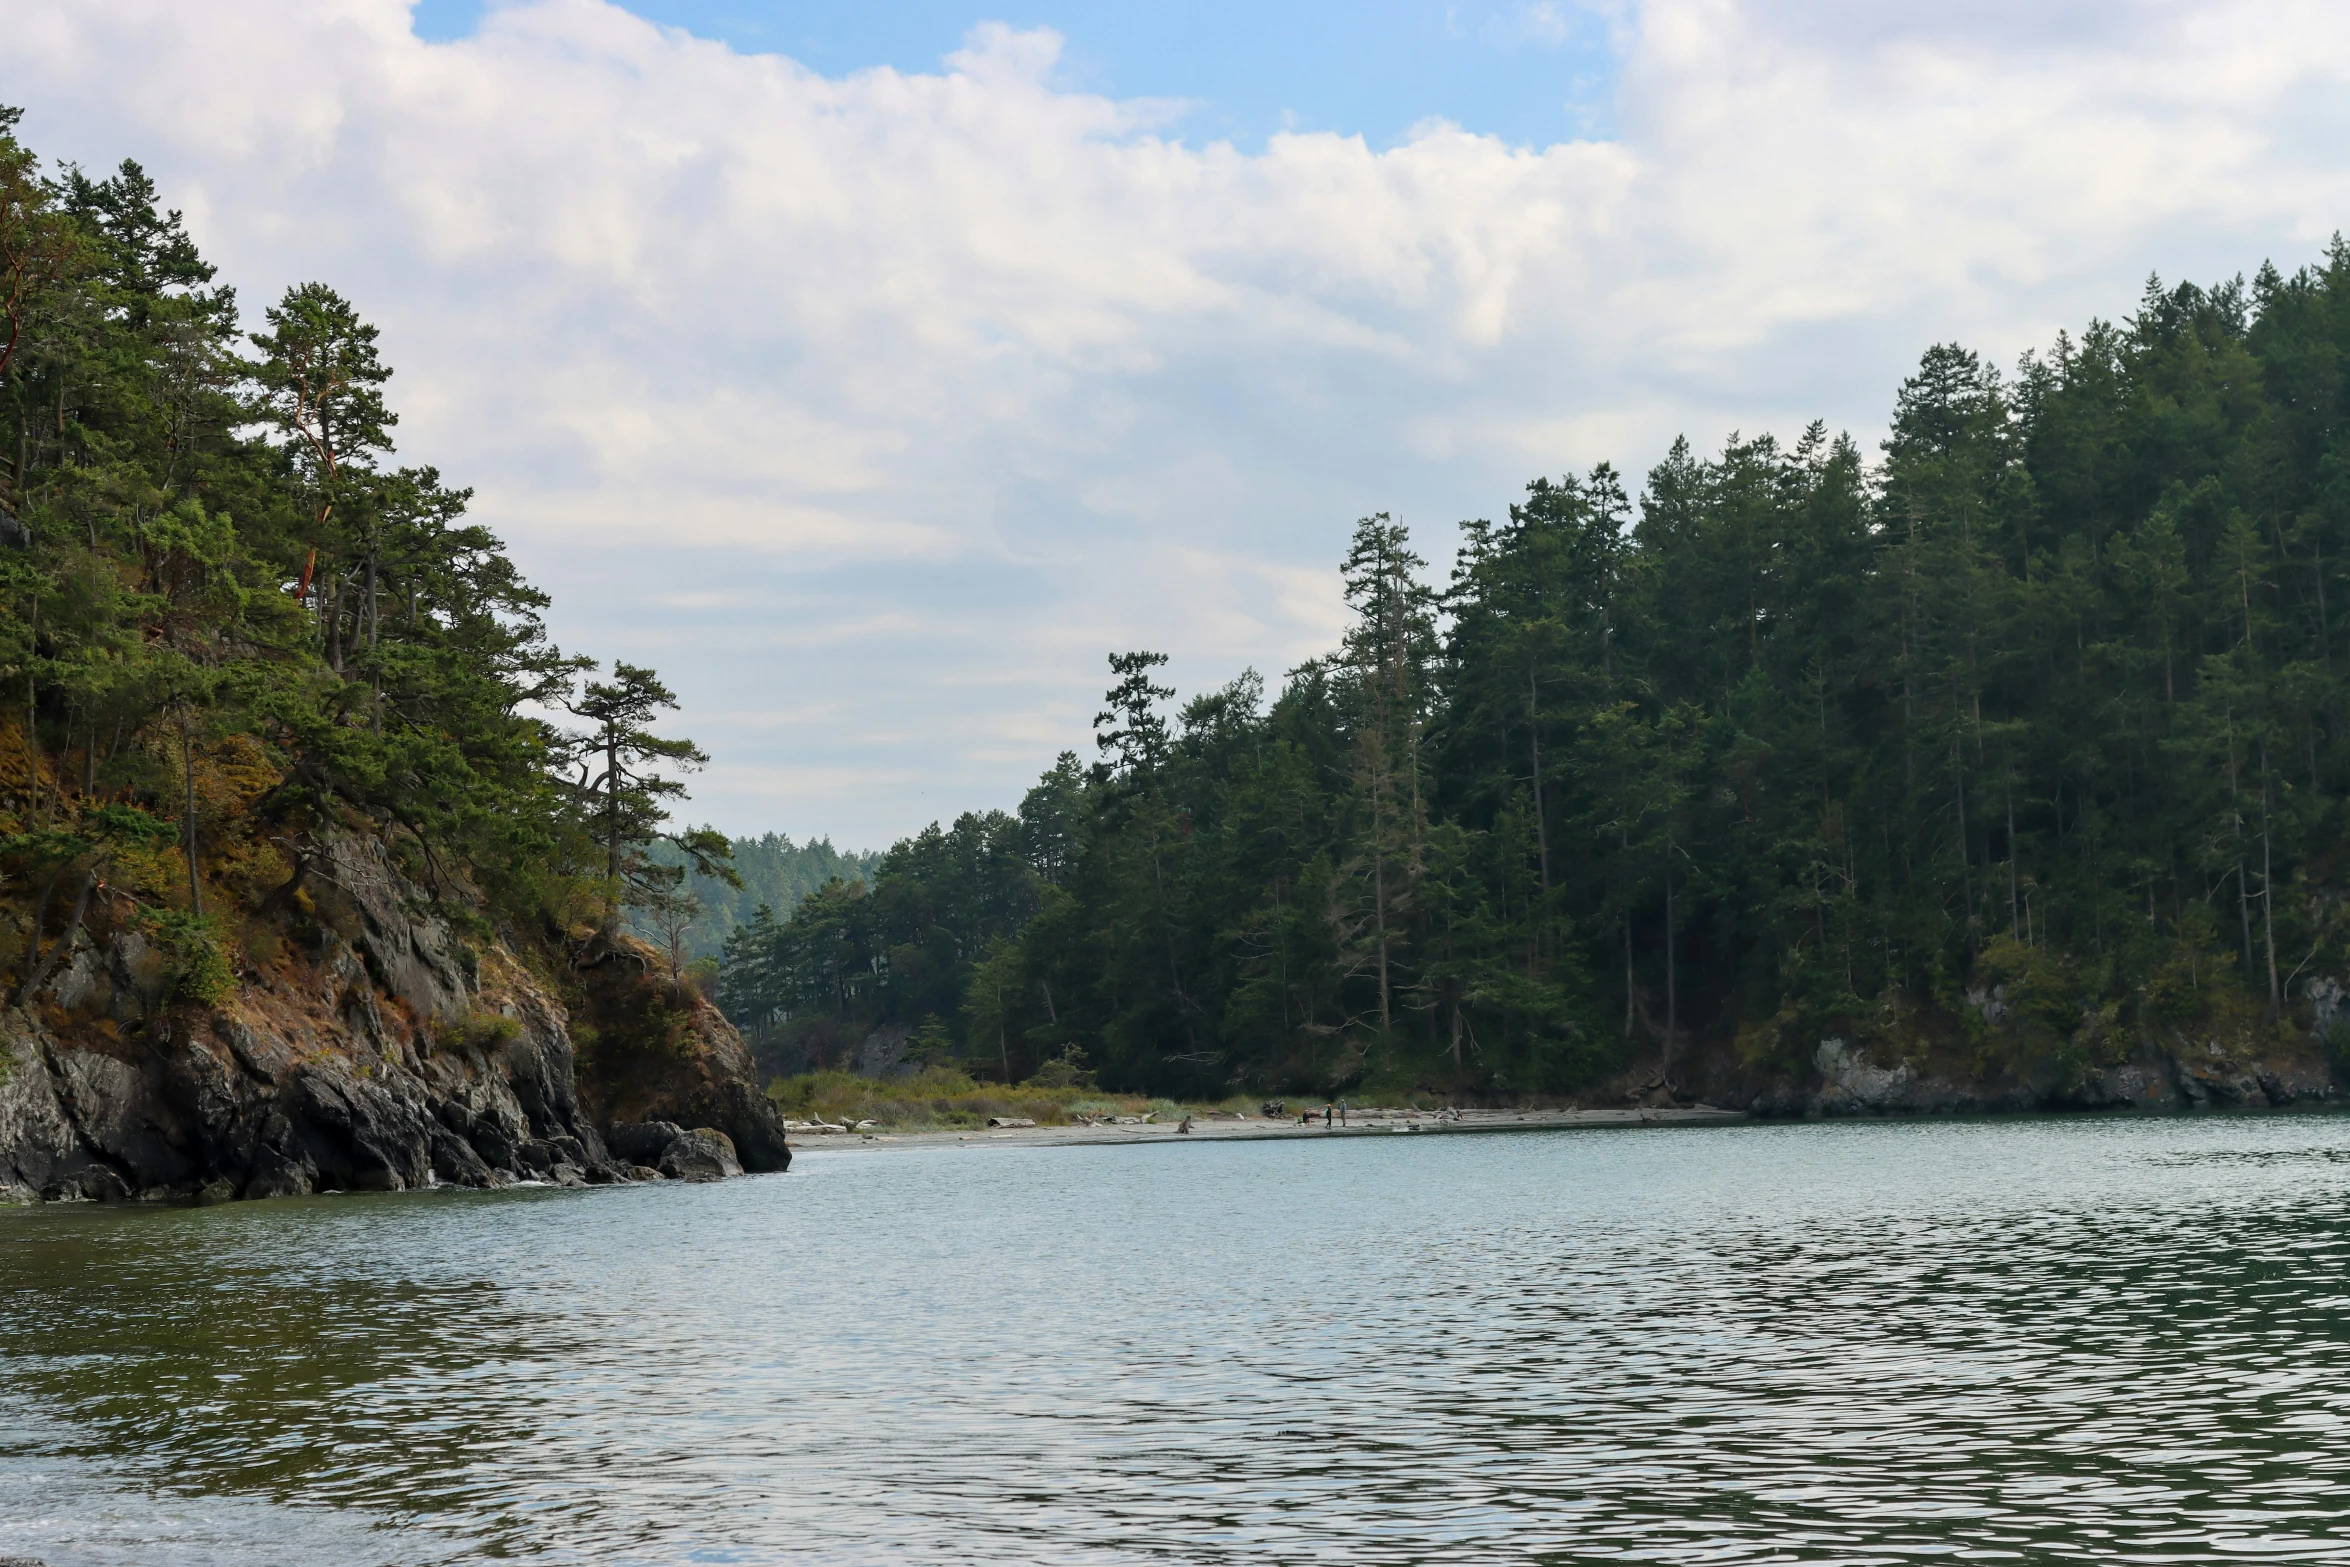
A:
[766, 1068, 1257, 1130]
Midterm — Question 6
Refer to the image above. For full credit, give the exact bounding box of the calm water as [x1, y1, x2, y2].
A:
[6, 1114, 2350, 1564]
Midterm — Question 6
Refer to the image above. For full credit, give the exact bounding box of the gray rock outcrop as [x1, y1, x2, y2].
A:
[608, 1120, 689, 1165]
[0, 836, 787, 1203]
[1739, 1029, 2338, 1119]
[656, 1128, 743, 1182]
[569, 940, 793, 1174]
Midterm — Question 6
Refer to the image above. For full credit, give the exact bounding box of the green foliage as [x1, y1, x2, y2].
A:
[717, 811, 1040, 1053]
[566, 662, 733, 927]
[907, 1013, 956, 1068]
[637, 831, 878, 961]
[1028, 1044, 1094, 1089]
[440, 1008, 523, 1055]
[722, 245, 2350, 1102]
[764, 1065, 1238, 1131]
[147, 911, 234, 1006]
[0, 109, 711, 972]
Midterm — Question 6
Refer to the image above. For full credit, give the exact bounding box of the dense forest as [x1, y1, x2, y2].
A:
[725, 243, 2350, 1100]
[638, 832, 877, 966]
[0, 107, 724, 995]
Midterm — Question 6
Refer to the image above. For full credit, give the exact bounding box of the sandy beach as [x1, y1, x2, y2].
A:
[785, 1104, 1749, 1154]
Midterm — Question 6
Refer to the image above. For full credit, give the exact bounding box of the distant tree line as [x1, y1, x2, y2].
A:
[725, 250, 2350, 1098]
[637, 831, 878, 965]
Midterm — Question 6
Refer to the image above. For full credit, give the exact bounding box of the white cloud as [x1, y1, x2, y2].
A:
[7, 0, 2349, 844]
[1518, 3, 1578, 47]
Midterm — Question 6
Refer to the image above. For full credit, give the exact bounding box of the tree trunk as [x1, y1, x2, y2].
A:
[19, 865, 98, 1006]
[1663, 851, 1678, 1081]
[24, 860, 66, 976]
[1621, 819, 1634, 1037]
[1527, 661, 1549, 897]
[1623, 919, 1635, 1039]
[23, 595, 39, 824]
[182, 709, 202, 917]
[2005, 761, 2021, 941]
[2316, 535, 2332, 669]
[2261, 741, 2280, 1016]
[604, 731, 623, 926]
[2227, 708, 2253, 979]
[1369, 731, 1393, 1032]
[366, 542, 382, 735]
[1954, 731, 1972, 927]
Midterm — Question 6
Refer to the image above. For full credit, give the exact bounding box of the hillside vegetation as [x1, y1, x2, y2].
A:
[0, 107, 722, 1012]
[726, 247, 2350, 1104]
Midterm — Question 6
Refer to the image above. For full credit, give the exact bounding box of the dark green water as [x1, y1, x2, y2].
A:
[6, 1113, 2350, 1564]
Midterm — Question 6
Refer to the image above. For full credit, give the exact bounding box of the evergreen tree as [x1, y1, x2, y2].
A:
[0, 108, 727, 1004]
[721, 238, 2350, 1104]
[565, 661, 733, 926]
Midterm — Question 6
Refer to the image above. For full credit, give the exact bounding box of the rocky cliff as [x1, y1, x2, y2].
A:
[1732, 1032, 2339, 1117]
[0, 833, 788, 1203]
[1637, 985, 2343, 1119]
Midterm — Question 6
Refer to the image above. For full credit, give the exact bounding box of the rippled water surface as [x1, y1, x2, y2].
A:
[8, 1115, 2350, 1564]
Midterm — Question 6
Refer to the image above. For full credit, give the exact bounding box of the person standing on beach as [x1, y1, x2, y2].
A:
[1324, 1102, 1333, 1128]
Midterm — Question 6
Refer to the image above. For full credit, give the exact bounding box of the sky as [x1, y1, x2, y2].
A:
[5, 0, 2349, 849]
[408, 0, 1629, 147]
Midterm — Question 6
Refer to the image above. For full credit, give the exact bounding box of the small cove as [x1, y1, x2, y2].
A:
[6, 1112, 2350, 1564]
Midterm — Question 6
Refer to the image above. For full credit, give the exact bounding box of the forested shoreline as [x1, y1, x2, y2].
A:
[0, 106, 726, 1008]
[18, 73, 2341, 1115]
[725, 247, 2350, 1103]
[0, 103, 826, 1204]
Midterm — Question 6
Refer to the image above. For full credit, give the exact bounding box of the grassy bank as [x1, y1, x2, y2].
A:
[767, 1068, 1277, 1131]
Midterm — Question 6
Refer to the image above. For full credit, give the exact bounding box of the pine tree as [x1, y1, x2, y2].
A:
[566, 661, 734, 928]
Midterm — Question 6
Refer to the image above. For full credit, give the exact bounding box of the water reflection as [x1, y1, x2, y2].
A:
[5, 1114, 2350, 1563]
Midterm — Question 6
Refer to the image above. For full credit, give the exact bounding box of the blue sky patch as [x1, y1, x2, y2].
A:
[406, 0, 1625, 147]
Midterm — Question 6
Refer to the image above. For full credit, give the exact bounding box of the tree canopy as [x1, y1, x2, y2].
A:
[0, 110, 720, 986]
[726, 250, 2350, 1100]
